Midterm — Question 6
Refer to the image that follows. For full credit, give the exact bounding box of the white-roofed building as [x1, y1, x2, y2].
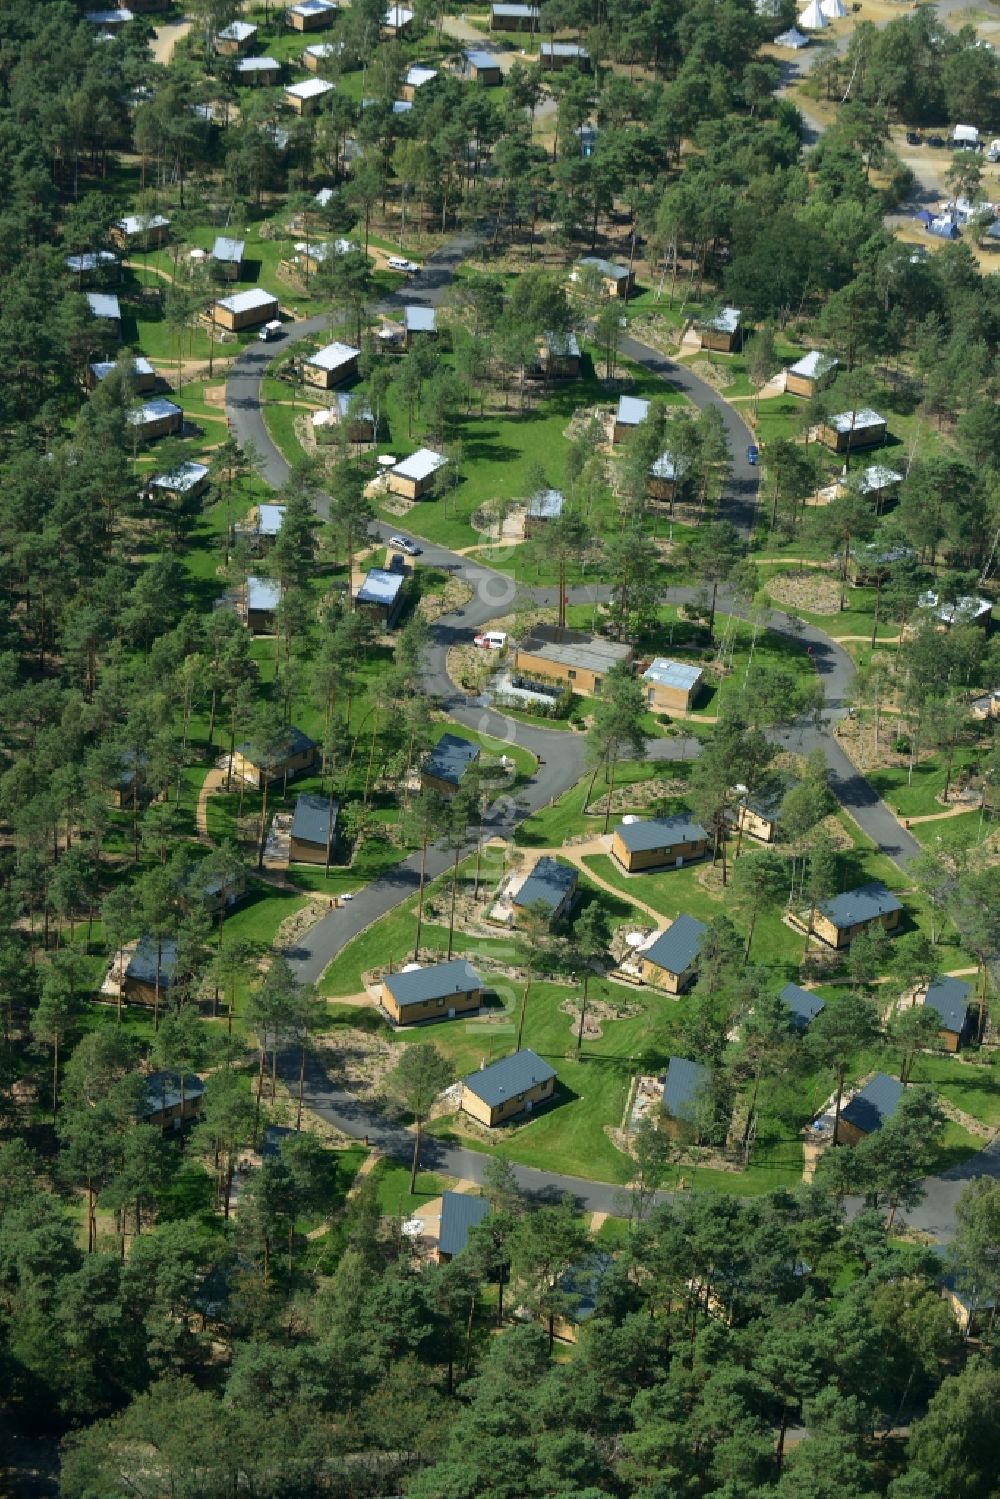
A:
[613, 394, 650, 443]
[65, 250, 119, 282]
[213, 288, 279, 331]
[917, 592, 994, 632]
[211, 236, 245, 278]
[539, 40, 590, 69]
[382, 5, 414, 34]
[128, 397, 183, 442]
[148, 462, 210, 501]
[855, 464, 904, 511]
[785, 349, 838, 397]
[288, 0, 338, 30]
[490, 2, 538, 29]
[88, 356, 157, 392]
[114, 214, 170, 248]
[235, 56, 281, 84]
[403, 304, 437, 343]
[355, 567, 408, 627]
[285, 76, 335, 113]
[389, 448, 448, 499]
[818, 408, 887, 453]
[304, 41, 339, 70]
[243, 576, 282, 633]
[642, 658, 705, 712]
[85, 291, 121, 327]
[302, 340, 361, 386]
[699, 306, 742, 352]
[216, 19, 257, 53]
[303, 340, 360, 389]
[798, 0, 827, 28]
[647, 451, 688, 504]
[85, 8, 133, 27]
[401, 64, 438, 100]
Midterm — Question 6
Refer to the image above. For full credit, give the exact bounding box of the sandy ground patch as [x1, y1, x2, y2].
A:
[765, 570, 844, 616]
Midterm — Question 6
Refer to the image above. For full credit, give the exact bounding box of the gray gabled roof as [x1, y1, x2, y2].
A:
[140, 1070, 204, 1117]
[462, 1048, 556, 1107]
[424, 732, 479, 786]
[439, 1191, 489, 1255]
[662, 1056, 710, 1123]
[819, 881, 902, 930]
[262, 1124, 295, 1159]
[513, 856, 577, 912]
[126, 937, 178, 988]
[922, 976, 972, 1034]
[840, 1072, 903, 1134]
[779, 981, 825, 1032]
[616, 814, 707, 853]
[643, 914, 707, 974]
[291, 792, 338, 848]
[236, 724, 315, 766]
[384, 958, 482, 1008]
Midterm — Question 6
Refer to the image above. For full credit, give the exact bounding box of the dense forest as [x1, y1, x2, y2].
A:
[3, 0, 1000, 1495]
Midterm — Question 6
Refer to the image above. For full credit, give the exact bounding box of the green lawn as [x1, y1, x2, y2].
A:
[372, 1161, 449, 1218]
[867, 749, 983, 821]
[515, 762, 689, 848]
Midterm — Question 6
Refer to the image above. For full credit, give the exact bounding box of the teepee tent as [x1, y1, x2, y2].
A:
[820, 0, 848, 18]
[798, 0, 827, 28]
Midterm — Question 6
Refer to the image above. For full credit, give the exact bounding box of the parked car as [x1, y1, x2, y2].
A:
[927, 135, 946, 148]
[258, 320, 283, 342]
[746, 444, 760, 466]
[388, 256, 420, 273]
[389, 534, 421, 555]
[906, 130, 921, 146]
[473, 630, 508, 650]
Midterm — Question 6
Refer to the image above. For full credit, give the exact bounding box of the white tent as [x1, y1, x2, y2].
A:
[776, 26, 809, 47]
[820, 0, 847, 17]
[798, 0, 827, 28]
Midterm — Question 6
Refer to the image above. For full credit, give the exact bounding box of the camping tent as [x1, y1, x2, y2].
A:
[798, 0, 827, 27]
[776, 26, 809, 46]
[820, 0, 847, 16]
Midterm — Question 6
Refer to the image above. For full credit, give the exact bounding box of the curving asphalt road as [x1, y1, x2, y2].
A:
[226, 234, 999, 1236]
